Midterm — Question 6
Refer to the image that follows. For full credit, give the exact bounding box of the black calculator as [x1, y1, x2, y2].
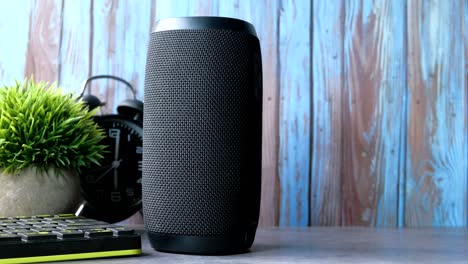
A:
[0, 214, 141, 263]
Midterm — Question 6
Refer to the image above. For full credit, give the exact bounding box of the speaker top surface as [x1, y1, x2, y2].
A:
[153, 16, 257, 37]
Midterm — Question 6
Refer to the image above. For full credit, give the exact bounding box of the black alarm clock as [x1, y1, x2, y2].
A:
[75, 75, 143, 223]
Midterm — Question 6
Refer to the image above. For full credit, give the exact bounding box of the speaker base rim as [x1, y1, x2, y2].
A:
[147, 230, 256, 255]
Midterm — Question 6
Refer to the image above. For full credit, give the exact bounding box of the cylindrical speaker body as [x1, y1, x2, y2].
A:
[143, 17, 262, 255]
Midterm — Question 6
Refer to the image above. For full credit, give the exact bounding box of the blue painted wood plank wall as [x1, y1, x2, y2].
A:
[278, 0, 311, 226]
[342, 0, 406, 227]
[311, 0, 343, 226]
[465, 0, 468, 228]
[406, 0, 467, 226]
[0, 1, 32, 84]
[0, 0, 466, 227]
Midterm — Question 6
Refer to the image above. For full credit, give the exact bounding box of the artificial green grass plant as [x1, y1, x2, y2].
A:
[0, 79, 106, 174]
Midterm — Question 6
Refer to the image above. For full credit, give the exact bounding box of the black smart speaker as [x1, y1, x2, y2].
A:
[142, 17, 262, 255]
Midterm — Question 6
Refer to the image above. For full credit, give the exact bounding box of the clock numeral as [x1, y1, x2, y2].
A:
[111, 192, 122, 202]
[136, 146, 143, 154]
[127, 188, 134, 197]
[109, 129, 121, 139]
[138, 161, 142, 171]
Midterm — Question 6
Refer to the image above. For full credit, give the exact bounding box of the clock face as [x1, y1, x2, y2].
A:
[80, 115, 142, 221]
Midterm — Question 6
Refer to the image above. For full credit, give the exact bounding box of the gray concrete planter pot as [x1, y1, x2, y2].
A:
[0, 167, 80, 217]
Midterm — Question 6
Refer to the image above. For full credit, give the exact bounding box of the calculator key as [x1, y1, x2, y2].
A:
[58, 225, 107, 231]
[107, 227, 135, 236]
[59, 222, 96, 227]
[64, 225, 99, 231]
[19, 231, 58, 241]
[31, 227, 61, 232]
[65, 218, 99, 223]
[56, 226, 76, 230]
[19, 218, 36, 221]
[0, 233, 23, 242]
[33, 214, 53, 218]
[14, 216, 35, 221]
[7, 225, 29, 229]
[21, 221, 43, 225]
[41, 221, 61, 225]
[50, 215, 83, 220]
[91, 224, 120, 229]
[33, 224, 58, 228]
[82, 228, 106, 232]
[80, 221, 109, 226]
[84, 230, 114, 238]
[53, 230, 84, 239]
[5, 229, 31, 234]
[0, 220, 18, 224]
[55, 214, 76, 217]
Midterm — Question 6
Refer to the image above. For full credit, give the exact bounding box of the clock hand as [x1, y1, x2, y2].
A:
[114, 134, 120, 160]
[93, 159, 121, 183]
[114, 167, 118, 190]
[114, 133, 120, 190]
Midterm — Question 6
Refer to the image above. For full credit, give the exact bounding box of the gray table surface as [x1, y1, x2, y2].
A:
[59, 226, 468, 263]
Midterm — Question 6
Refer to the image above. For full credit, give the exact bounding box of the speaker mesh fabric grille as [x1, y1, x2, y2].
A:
[143, 29, 261, 236]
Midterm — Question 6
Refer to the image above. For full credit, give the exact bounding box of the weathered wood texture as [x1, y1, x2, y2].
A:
[0, 0, 466, 227]
[0, 1, 32, 84]
[342, 0, 406, 226]
[24, 0, 63, 83]
[59, 0, 91, 94]
[91, 0, 151, 114]
[278, 0, 311, 227]
[310, 0, 343, 226]
[406, 0, 466, 226]
[464, 0, 468, 229]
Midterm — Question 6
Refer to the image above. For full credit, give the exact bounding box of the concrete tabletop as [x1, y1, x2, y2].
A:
[60, 226, 468, 263]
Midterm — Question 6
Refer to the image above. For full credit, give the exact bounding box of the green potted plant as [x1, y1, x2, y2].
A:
[0, 78, 106, 216]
